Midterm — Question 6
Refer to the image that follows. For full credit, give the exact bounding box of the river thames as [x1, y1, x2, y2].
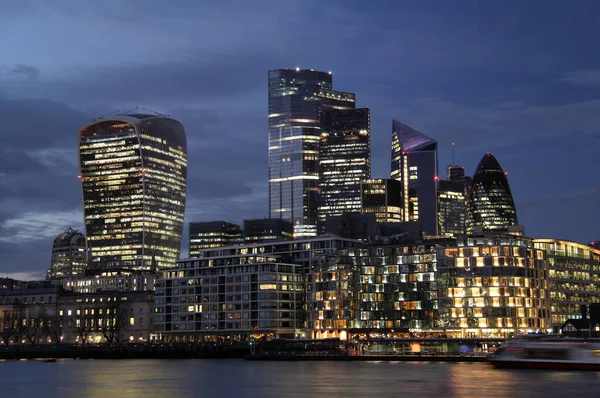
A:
[2, 359, 600, 397]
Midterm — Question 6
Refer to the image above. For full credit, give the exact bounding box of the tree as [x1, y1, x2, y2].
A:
[0, 309, 19, 346]
[99, 303, 129, 343]
[44, 312, 63, 344]
[75, 307, 94, 345]
[25, 309, 45, 344]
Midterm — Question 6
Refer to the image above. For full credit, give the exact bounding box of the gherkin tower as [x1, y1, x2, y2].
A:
[466, 153, 517, 233]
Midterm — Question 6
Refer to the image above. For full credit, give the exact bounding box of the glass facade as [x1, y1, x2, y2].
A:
[47, 228, 88, 280]
[318, 108, 371, 231]
[466, 153, 517, 233]
[390, 120, 438, 235]
[360, 179, 402, 223]
[533, 239, 600, 328]
[188, 221, 242, 257]
[79, 115, 187, 271]
[243, 218, 294, 243]
[437, 180, 466, 237]
[268, 69, 355, 237]
[306, 243, 440, 339]
[437, 235, 550, 337]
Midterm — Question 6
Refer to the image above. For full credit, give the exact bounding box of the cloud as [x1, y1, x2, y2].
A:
[0, 209, 83, 244]
[560, 70, 600, 87]
[0, 64, 40, 80]
[0, 270, 46, 281]
[520, 187, 600, 209]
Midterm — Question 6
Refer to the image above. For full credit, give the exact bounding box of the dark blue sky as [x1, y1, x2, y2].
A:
[1, 0, 599, 279]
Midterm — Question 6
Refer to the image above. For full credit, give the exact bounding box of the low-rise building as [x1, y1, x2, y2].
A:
[62, 269, 156, 294]
[154, 254, 304, 342]
[437, 234, 550, 337]
[533, 239, 600, 329]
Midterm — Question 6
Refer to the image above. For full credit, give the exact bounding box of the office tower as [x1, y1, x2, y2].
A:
[188, 221, 242, 257]
[390, 120, 438, 235]
[46, 228, 88, 280]
[447, 164, 472, 196]
[243, 218, 294, 243]
[360, 179, 403, 223]
[268, 68, 355, 238]
[318, 108, 371, 232]
[437, 180, 466, 237]
[466, 153, 517, 233]
[79, 113, 187, 270]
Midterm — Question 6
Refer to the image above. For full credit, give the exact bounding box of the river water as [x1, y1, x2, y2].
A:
[2, 359, 599, 397]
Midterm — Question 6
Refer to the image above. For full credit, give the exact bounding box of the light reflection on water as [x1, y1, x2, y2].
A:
[1, 359, 600, 397]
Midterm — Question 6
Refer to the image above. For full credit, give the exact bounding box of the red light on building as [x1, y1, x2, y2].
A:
[77, 175, 83, 179]
[434, 176, 439, 181]
[505, 172, 509, 176]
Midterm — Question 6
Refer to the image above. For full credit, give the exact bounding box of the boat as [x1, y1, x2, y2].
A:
[488, 336, 600, 370]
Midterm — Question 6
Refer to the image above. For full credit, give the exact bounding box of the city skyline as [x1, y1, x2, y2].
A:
[1, 1, 600, 279]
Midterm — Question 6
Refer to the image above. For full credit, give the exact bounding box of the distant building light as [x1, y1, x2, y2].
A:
[296, 67, 300, 71]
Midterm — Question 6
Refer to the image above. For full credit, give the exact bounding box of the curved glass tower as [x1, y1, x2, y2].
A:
[78, 114, 187, 270]
[466, 153, 517, 233]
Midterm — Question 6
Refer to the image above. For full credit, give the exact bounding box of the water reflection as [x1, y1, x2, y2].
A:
[1, 360, 600, 397]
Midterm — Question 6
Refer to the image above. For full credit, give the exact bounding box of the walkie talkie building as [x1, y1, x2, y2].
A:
[78, 114, 187, 270]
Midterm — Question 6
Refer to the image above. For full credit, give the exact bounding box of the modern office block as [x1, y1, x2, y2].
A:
[79, 114, 187, 270]
[466, 153, 517, 233]
[318, 108, 371, 232]
[268, 68, 355, 237]
[47, 228, 88, 280]
[360, 179, 403, 223]
[188, 221, 242, 257]
[390, 120, 438, 236]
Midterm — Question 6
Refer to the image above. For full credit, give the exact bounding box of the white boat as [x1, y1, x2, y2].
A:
[488, 336, 600, 370]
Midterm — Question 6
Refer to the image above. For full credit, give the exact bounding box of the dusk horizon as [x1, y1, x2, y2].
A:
[1, 0, 599, 280]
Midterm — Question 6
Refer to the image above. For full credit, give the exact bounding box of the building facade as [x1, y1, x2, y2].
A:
[306, 243, 440, 340]
[0, 281, 153, 344]
[437, 180, 466, 237]
[533, 239, 600, 328]
[268, 68, 356, 237]
[360, 179, 403, 223]
[154, 256, 305, 342]
[466, 153, 517, 234]
[390, 120, 438, 236]
[188, 221, 242, 256]
[437, 235, 550, 337]
[79, 114, 187, 271]
[47, 228, 88, 280]
[243, 219, 294, 243]
[62, 269, 156, 294]
[318, 108, 371, 231]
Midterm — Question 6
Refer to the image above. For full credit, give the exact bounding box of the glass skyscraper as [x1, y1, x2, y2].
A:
[268, 68, 355, 237]
[79, 114, 187, 270]
[437, 180, 466, 237]
[318, 108, 370, 231]
[360, 179, 403, 223]
[188, 221, 242, 256]
[390, 120, 438, 236]
[466, 153, 518, 233]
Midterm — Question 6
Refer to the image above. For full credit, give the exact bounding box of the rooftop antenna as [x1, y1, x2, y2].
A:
[141, 107, 170, 117]
[121, 106, 140, 115]
[93, 109, 121, 121]
[452, 142, 455, 166]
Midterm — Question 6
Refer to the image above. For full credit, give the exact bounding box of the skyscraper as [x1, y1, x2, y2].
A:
[390, 120, 438, 235]
[79, 114, 187, 270]
[268, 68, 355, 237]
[437, 180, 466, 237]
[318, 108, 370, 231]
[360, 179, 403, 223]
[46, 228, 88, 280]
[466, 153, 518, 233]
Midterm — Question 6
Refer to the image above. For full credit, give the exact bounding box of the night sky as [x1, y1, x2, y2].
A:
[1, 0, 599, 279]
